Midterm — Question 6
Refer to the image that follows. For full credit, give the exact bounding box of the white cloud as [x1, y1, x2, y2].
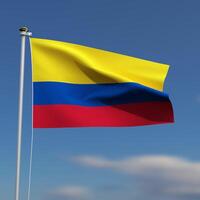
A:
[50, 185, 91, 199]
[197, 95, 200, 103]
[72, 155, 112, 168]
[72, 155, 200, 198]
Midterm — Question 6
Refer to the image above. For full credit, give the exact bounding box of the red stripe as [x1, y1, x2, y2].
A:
[33, 102, 174, 128]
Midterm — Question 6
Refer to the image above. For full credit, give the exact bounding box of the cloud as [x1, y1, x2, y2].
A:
[197, 95, 200, 103]
[49, 185, 91, 200]
[72, 155, 200, 199]
[72, 155, 112, 168]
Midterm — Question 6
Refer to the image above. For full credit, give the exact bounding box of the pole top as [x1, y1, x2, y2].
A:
[19, 26, 32, 37]
[19, 26, 29, 32]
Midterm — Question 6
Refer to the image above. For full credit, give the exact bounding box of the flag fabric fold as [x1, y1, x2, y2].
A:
[30, 38, 174, 128]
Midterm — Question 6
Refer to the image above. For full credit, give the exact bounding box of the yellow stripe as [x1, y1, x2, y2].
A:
[30, 38, 169, 91]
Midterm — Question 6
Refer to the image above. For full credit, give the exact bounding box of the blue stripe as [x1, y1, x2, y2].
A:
[34, 82, 170, 106]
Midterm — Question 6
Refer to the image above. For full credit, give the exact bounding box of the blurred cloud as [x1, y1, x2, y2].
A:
[197, 95, 200, 103]
[72, 155, 200, 199]
[48, 185, 91, 200]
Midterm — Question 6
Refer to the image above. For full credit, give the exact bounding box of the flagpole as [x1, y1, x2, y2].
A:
[15, 27, 32, 200]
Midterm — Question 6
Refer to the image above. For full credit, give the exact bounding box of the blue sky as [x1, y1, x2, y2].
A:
[1, 0, 200, 200]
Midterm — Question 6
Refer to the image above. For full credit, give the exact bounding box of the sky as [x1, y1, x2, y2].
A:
[0, 0, 200, 200]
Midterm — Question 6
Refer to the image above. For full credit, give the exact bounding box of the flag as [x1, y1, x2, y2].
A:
[30, 38, 174, 128]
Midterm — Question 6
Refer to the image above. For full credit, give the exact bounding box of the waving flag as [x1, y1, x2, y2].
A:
[30, 38, 174, 128]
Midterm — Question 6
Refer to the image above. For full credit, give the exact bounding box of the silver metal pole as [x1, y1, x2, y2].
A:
[15, 27, 32, 200]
